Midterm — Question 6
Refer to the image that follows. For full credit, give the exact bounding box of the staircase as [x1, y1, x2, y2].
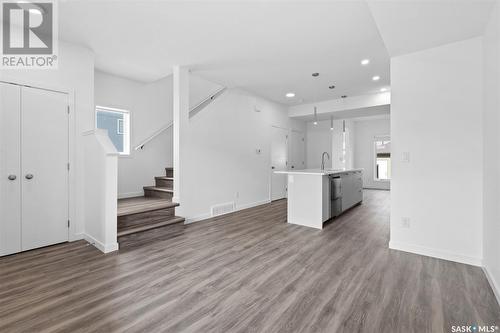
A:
[117, 167, 184, 237]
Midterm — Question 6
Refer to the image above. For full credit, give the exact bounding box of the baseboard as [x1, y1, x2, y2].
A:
[185, 199, 272, 224]
[83, 234, 119, 254]
[118, 191, 144, 199]
[237, 199, 271, 211]
[483, 265, 500, 307]
[363, 187, 390, 191]
[389, 241, 482, 267]
[185, 213, 212, 224]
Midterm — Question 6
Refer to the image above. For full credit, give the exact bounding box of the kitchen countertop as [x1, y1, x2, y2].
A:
[274, 168, 363, 176]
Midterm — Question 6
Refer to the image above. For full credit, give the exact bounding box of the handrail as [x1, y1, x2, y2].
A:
[134, 123, 173, 150]
[134, 86, 226, 151]
[189, 86, 226, 118]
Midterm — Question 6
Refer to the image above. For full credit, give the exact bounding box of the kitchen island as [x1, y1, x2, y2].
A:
[274, 169, 363, 229]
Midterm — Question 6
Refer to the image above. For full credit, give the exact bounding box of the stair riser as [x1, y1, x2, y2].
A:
[155, 178, 173, 188]
[118, 208, 176, 229]
[165, 168, 173, 178]
[118, 216, 185, 238]
[144, 188, 173, 200]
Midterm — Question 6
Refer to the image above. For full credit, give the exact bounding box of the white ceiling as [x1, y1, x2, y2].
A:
[58, 0, 494, 106]
[59, 1, 390, 105]
[367, 0, 495, 57]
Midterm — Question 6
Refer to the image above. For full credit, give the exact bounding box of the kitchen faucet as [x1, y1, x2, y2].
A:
[321, 152, 330, 170]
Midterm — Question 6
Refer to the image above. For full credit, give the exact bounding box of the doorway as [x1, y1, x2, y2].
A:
[290, 129, 305, 170]
[270, 126, 288, 201]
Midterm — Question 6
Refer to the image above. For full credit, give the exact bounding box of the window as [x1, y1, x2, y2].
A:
[95, 106, 130, 155]
[374, 138, 391, 181]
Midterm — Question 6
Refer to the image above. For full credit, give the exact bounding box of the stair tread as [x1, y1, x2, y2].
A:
[117, 216, 185, 237]
[117, 197, 179, 217]
[155, 176, 174, 180]
[144, 186, 173, 193]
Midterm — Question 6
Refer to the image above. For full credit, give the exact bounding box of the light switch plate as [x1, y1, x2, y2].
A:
[401, 152, 410, 163]
[401, 217, 411, 228]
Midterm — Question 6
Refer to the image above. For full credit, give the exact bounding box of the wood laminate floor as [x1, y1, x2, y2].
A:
[1, 190, 499, 333]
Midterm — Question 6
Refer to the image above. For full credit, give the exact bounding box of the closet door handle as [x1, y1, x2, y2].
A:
[8, 175, 16, 181]
[25, 174, 33, 180]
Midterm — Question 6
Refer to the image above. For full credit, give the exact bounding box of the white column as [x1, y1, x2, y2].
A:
[172, 66, 189, 205]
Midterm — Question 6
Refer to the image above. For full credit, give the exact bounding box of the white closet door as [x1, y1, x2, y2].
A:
[0, 83, 22, 256]
[271, 126, 288, 201]
[21, 86, 69, 251]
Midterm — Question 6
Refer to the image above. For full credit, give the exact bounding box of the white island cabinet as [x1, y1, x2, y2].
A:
[274, 169, 363, 229]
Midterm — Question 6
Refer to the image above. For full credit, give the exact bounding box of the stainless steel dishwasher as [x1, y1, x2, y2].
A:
[330, 176, 342, 218]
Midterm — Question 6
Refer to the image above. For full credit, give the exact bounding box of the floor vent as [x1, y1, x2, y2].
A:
[211, 202, 235, 217]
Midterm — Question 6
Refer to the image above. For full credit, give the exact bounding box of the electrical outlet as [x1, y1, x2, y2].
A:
[401, 152, 410, 163]
[401, 217, 411, 229]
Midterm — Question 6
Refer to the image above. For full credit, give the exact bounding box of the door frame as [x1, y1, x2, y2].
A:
[269, 125, 289, 201]
[1, 78, 77, 242]
[290, 129, 306, 170]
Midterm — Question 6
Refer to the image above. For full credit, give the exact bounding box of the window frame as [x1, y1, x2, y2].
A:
[95, 105, 131, 156]
[373, 135, 391, 182]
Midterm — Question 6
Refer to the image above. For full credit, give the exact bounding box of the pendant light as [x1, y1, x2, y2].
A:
[312, 72, 319, 125]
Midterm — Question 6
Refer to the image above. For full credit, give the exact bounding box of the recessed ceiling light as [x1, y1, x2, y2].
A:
[329, 85, 335, 89]
[312, 73, 319, 77]
[285, 92, 295, 98]
[380, 87, 388, 92]
[313, 121, 318, 125]
[361, 59, 370, 66]
[372, 75, 380, 81]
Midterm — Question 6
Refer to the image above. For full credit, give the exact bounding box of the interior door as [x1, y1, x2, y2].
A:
[0, 83, 22, 256]
[21, 86, 69, 251]
[290, 130, 305, 170]
[271, 126, 288, 201]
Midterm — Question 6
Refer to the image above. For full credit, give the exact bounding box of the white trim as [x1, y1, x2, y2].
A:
[69, 232, 84, 242]
[237, 199, 271, 211]
[483, 266, 500, 307]
[389, 241, 482, 267]
[185, 213, 211, 224]
[373, 136, 391, 181]
[95, 105, 130, 114]
[185, 199, 272, 224]
[83, 233, 119, 254]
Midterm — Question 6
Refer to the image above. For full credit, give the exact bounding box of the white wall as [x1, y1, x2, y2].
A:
[353, 118, 391, 190]
[94, 71, 173, 198]
[306, 120, 332, 169]
[0, 41, 94, 243]
[390, 38, 483, 266]
[482, 1, 500, 302]
[179, 85, 306, 221]
[305, 119, 354, 170]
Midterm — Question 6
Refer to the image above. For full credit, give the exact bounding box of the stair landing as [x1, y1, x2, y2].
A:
[117, 196, 184, 237]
